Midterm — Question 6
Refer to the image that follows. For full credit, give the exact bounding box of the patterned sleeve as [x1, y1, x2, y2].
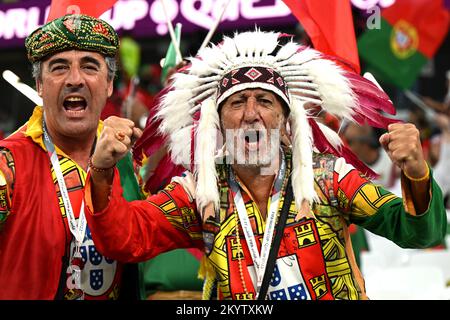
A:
[146, 178, 203, 243]
[332, 157, 398, 219]
[85, 169, 203, 263]
[333, 157, 446, 248]
[0, 148, 15, 229]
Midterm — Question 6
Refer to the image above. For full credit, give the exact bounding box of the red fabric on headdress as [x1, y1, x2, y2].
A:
[309, 119, 378, 180]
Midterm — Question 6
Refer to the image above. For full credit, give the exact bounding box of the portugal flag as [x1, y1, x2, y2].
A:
[358, 0, 450, 89]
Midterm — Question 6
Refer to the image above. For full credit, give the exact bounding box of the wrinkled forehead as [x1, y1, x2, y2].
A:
[227, 88, 279, 98]
[219, 88, 289, 117]
[42, 49, 107, 63]
[39, 50, 109, 77]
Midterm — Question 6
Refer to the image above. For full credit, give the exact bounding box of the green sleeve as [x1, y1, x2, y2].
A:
[116, 152, 143, 201]
[351, 173, 447, 249]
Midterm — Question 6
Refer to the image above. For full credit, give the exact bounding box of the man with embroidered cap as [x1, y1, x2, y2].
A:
[0, 13, 141, 299]
[85, 30, 446, 300]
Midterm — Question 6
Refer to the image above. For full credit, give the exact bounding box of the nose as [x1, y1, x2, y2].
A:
[243, 97, 260, 124]
[65, 66, 85, 88]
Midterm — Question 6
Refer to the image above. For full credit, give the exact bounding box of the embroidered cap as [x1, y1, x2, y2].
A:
[25, 14, 119, 62]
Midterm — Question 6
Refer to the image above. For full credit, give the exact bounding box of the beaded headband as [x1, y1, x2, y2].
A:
[217, 66, 289, 106]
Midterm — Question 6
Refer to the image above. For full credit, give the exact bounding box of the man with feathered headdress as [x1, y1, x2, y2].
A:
[85, 30, 446, 300]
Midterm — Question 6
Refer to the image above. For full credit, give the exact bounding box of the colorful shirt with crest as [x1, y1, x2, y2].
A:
[85, 150, 446, 300]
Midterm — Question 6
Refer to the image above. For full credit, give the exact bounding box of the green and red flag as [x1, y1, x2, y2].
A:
[282, 0, 360, 73]
[358, 0, 450, 89]
[46, 0, 118, 22]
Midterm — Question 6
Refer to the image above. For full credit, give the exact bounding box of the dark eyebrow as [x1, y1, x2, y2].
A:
[47, 56, 102, 69]
[256, 92, 274, 99]
[47, 58, 69, 69]
[80, 56, 101, 68]
[230, 93, 246, 101]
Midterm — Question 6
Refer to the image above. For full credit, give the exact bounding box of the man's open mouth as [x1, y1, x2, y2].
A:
[244, 130, 261, 144]
[63, 96, 87, 111]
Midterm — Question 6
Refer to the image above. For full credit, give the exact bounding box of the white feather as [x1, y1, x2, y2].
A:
[233, 30, 279, 59]
[287, 81, 319, 90]
[198, 44, 231, 70]
[289, 98, 318, 210]
[282, 74, 313, 81]
[288, 88, 321, 98]
[158, 93, 193, 134]
[220, 35, 238, 61]
[197, 75, 222, 83]
[194, 99, 221, 211]
[171, 73, 201, 89]
[188, 87, 218, 107]
[275, 47, 319, 68]
[301, 59, 356, 119]
[189, 104, 202, 116]
[274, 41, 298, 61]
[289, 91, 323, 105]
[158, 90, 193, 131]
[169, 126, 193, 167]
[189, 57, 224, 76]
[316, 122, 344, 150]
[191, 81, 219, 95]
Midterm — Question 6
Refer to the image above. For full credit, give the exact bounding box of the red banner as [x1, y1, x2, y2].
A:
[282, 0, 360, 73]
[46, 0, 118, 22]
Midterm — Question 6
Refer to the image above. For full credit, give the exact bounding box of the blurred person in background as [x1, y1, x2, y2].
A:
[426, 70, 450, 207]
[341, 122, 400, 193]
[101, 35, 157, 130]
[431, 111, 450, 208]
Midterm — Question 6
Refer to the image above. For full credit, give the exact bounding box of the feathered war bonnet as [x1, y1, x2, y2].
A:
[153, 30, 397, 214]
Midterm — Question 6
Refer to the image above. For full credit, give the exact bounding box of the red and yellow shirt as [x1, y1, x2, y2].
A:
[85, 150, 446, 300]
[0, 107, 122, 300]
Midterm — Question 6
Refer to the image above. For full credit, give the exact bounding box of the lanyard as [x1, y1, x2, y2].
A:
[229, 150, 286, 298]
[42, 120, 87, 246]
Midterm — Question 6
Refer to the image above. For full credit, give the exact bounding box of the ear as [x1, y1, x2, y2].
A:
[107, 79, 113, 98]
[36, 80, 43, 97]
[280, 112, 289, 135]
[280, 116, 291, 146]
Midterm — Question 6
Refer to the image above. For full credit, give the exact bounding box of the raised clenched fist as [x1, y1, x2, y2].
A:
[379, 123, 428, 180]
[90, 116, 142, 170]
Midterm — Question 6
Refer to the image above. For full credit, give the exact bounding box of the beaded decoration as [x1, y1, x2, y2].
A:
[25, 14, 119, 62]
